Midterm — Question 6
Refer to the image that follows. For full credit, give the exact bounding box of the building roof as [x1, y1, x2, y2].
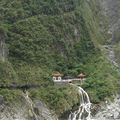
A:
[52, 71, 63, 77]
[78, 73, 86, 78]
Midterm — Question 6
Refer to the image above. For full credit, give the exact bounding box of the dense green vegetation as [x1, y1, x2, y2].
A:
[0, 89, 22, 103]
[30, 85, 79, 114]
[0, 0, 98, 84]
[82, 56, 119, 103]
[0, 0, 120, 117]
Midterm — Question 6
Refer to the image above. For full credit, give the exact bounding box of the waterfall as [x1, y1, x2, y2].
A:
[22, 91, 39, 120]
[68, 84, 92, 120]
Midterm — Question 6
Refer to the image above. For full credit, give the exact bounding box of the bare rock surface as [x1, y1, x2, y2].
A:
[0, 94, 57, 120]
[93, 97, 120, 120]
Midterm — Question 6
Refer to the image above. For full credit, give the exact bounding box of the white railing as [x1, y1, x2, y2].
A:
[53, 78, 85, 83]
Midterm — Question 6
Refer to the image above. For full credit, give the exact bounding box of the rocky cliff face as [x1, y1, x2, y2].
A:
[0, 0, 120, 120]
[0, 93, 57, 120]
[98, 0, 120, 43]
[93, 1, 120, 119]
[98, 0, 120, 67]
[93, 96, 120, 120]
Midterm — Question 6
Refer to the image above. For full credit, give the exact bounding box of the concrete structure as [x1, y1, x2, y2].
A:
[52, 72, 63, 81]
[77, 73, 86, 84]
[78, 73, 86, 79]
[52, 72, 86, 84]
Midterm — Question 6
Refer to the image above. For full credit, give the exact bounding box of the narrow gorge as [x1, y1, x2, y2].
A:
[0, 0, 120, 120]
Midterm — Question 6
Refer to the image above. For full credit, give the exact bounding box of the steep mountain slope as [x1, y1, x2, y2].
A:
[98, 0, 120, 43]
[0, 0, 98, 84]
[0, 0, 120, 119]
[98, 0, 120, 72]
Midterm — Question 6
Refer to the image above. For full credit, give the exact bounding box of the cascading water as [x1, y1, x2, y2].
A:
[68, 84, 92, 120]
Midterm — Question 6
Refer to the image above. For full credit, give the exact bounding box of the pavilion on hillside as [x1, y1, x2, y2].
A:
[52, 71, 63, 81]
[78, 73, 86, 80]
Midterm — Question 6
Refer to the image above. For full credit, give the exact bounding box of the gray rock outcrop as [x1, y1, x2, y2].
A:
[93, 97, 120, 120]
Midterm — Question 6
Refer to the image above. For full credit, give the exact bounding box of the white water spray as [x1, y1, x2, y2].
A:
[68, 84, 92, 120]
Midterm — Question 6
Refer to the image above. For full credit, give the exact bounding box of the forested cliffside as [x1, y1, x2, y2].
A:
[0, 0, 99, 83]
[0, 0, 120, 119]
